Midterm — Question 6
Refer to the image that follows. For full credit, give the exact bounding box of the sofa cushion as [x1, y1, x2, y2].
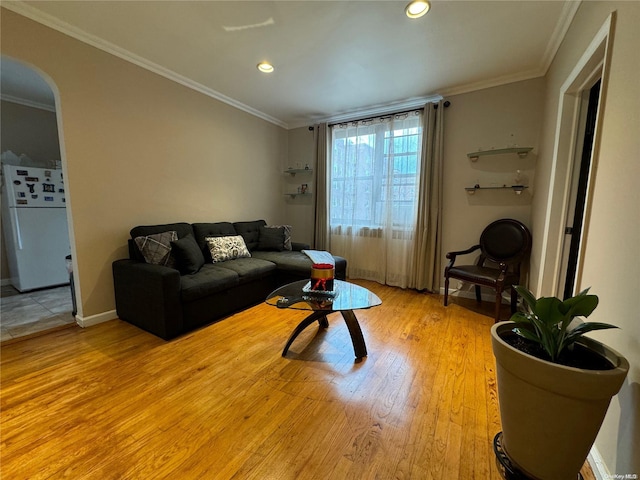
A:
[215, 257, 277, 284]
[180, 264, 240, 302]
[252, 251, 347, 278]
[130, 222, 194, 240]
[233, 220, 267, 251]
[258, 226, 286, 251]
[250, 250, 313, 275]
[192, 222, 237, 261]
[134, 231, 178, 268]
[206, 235, 251, 263]
[171, 234, 205, 275]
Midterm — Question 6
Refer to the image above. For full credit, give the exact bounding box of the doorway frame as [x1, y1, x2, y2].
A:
[536, 13, 616, 296]
[1, 55, 82, 319]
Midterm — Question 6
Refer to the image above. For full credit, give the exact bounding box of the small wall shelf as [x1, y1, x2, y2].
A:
[465, 185, 528, 195]
[285, 168, 313, 176]
[285, 192, 312, 198]
[467, 147, 533, 162]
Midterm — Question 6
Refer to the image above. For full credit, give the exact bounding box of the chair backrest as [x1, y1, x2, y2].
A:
[479, 219, 532, 266]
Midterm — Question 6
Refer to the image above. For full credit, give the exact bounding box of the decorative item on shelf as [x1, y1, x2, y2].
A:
[305, 164, 310, 170]
[467, 146, 533, 162]
[514, 169, 522, 184]
[301, 184, 308, 194]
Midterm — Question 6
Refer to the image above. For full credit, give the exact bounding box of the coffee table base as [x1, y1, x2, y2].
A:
[282, 310, 367, 360]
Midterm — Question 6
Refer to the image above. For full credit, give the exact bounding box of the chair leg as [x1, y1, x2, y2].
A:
[444, 276, 450, 306]
[475, 285, 482, 303]
[510, 286, 518, 314]
[494, 289, 502, 323]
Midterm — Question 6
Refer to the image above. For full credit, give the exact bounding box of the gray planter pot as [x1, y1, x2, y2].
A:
[491, 321, 629, 479]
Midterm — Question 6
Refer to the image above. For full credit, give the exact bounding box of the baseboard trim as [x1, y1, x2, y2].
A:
[76, 309, 117, 328]
[588, 445, 610, 480]
[439, 287, 511, 304]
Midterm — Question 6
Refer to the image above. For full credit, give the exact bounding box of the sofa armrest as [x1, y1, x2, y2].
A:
[291, 242, 310, 251]
[112, 259, 183, 340]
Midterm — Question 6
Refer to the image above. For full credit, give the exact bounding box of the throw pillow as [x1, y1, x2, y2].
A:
[205, 235, 251, 263]
[266, 224, 292, 250]
[170, 234, 205, 275]
[134, 231, 177, 268]
[258, 226, 286, 251]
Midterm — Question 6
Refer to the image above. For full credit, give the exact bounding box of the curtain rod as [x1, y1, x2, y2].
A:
[325, 100, 450, 128]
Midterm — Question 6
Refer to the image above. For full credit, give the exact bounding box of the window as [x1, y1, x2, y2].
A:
[330, 112, 422, 231]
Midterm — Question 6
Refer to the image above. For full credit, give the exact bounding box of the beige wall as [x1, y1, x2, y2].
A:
[441, 78, 544, 294]
[531, 1, 639, 475]
[1, 9, 288, 319]
[1, 100, 61, 282]
[284, 126, 315, 246]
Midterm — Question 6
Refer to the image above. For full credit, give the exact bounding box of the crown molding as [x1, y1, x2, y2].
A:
[2, 1, 289, 129]
[540, 1, 582, 74]
[0, 93, 56, 112]
[288, 94, 444, 129]
[440, 68, 544, 98]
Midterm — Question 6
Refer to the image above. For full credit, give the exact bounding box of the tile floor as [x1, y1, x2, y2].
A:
[1, 284, 76, 342]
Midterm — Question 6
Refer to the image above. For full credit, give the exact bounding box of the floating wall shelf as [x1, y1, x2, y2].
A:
[284, 192, 312, 198]
[467, 147, 533, 161]
[465, 185, 528, 195]
[285, 168, 313, 176]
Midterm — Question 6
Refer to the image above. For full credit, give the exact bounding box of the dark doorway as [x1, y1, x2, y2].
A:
[563, 79, 601, 300]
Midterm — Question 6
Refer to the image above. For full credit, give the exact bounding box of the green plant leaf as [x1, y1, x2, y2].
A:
[533, 297, 564, 327]
[561, 293, 599, 318]
[514, 285, 537, 311]
[510, 312, 531, 323]
[561, 323, 618, 351]
[513, 327, 542, 345]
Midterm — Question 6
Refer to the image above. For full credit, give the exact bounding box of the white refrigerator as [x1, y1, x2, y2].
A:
[2, 165, 71, 292]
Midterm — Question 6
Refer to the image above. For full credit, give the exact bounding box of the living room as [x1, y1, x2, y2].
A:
[1, 1, 638, 478]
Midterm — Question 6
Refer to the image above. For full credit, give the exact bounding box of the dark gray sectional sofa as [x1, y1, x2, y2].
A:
[112, 219, 346, 340]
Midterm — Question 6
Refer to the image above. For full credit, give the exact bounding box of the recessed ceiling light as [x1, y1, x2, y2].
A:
[257, 62, 274, 73]
[405, 1, 430, 19]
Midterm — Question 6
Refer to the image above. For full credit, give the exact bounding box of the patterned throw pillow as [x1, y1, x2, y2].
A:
[267, 224, 292, 250]
[205, 235, 251, 263]
[134, 231, 177, 268]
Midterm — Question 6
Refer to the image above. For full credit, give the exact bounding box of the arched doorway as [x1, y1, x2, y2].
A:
[0, 55, 78, 340]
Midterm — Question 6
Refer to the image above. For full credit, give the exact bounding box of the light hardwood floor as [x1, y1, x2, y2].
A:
[0, 280, 593, 479]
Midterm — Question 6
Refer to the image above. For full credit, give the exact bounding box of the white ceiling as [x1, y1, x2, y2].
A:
[1, 1, 579, 129]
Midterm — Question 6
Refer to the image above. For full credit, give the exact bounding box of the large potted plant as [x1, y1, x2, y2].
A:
[491, 286, 629, 479]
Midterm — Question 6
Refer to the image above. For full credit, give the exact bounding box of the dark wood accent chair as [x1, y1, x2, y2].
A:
[443, 219, 532, 322]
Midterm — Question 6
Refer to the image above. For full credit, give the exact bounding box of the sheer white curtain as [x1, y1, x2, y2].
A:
[329, 111, 423, 288]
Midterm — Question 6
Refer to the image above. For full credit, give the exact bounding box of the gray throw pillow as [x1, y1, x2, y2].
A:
[258, 226, 286, 251]
[134, 231, 177, 268]
[266, 224, 292, 250]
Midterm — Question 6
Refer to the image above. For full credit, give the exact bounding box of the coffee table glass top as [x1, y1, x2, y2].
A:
[266, 279, 381, 312]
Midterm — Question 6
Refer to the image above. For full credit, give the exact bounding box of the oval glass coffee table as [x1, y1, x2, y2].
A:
[266, 279, 382, 360]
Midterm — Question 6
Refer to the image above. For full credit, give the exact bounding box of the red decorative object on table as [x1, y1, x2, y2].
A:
[310, 263, 334, 292]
